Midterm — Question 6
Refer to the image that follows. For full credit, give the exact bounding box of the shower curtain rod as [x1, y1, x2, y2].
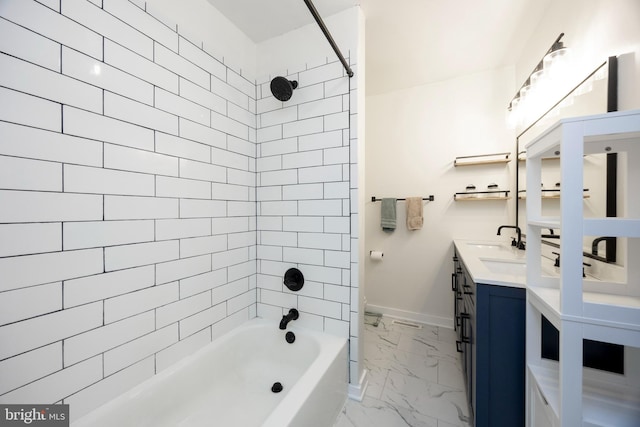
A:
[303, 0, 354, 78]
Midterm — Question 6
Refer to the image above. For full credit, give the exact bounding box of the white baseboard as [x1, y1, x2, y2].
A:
[348, 369, 368, 402]
[365, 304, 453, 329]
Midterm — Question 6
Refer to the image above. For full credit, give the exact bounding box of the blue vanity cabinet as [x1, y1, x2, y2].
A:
[454, 252, 526, 427]
[475, 282, 525, 427]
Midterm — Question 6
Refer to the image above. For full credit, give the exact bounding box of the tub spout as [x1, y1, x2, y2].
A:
[279, 308, 299, 330]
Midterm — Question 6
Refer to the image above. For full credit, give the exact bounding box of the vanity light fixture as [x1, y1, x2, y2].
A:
[543, 38, 569, 73]
[507, 33, 569, 128]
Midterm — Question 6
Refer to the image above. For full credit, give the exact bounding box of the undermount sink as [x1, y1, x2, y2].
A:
[481, 258, 559, 277]
[466, 242, 509, 251]
[481, 258, 527, 275]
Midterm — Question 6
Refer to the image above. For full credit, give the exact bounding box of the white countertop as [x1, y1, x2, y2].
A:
[454, 239, 528, 288]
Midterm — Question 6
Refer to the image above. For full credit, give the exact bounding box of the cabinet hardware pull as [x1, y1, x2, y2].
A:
[460, 313, 471, 343]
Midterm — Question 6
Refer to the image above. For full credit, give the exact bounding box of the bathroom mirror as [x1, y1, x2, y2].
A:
[515, 57, 618, 262]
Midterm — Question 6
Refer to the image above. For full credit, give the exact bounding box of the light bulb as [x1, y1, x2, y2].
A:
[543, 43, 568, 78]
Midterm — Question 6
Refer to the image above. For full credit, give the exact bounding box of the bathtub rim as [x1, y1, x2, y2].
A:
[71, 316, 348, 427]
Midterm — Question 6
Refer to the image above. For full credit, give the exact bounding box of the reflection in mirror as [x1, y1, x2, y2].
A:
[515, 57, 618, 262]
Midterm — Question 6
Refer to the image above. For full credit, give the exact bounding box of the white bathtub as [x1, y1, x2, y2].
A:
[73, 317, 348, 427]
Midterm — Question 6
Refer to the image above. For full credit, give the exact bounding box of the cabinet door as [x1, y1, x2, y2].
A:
[454, 255, 466, 344]
[530, 380, 554, 427]
[466, 295, 476, 422]
[452, 255, 461, 332]
[460, 307, 472, 404]
[476, 284, 525, 427]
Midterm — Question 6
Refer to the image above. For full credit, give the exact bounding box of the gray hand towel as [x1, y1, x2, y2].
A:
[381, 198, 397, 231]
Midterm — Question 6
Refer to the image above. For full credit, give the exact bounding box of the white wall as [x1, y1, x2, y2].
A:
[257, 8, 358, 83]
[255, 6, 365, 390]
[143, 0, 258, 81]
[0, 0, 257, 419]
[365, 67, 516, 326]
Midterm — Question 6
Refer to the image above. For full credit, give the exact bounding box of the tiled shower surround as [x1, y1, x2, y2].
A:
[0, 0, 359, 420]
[255, 61, 359, 375]
[255, 65, 352, 325]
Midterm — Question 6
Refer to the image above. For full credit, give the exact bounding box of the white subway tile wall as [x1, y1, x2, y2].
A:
[255, 59, 360, 385]
[0, 0, 255, 419]
[0, 0, 360, 416]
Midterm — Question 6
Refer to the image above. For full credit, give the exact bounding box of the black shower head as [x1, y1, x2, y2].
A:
[270, 76, 298, 102]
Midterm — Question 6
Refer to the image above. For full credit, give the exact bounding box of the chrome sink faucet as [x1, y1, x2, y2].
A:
[497, 225, 525, 250]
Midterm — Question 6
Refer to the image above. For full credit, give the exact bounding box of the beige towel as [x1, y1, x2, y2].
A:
[406, 197, 423, 230]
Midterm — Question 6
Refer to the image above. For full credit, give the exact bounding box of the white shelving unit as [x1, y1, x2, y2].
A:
[524, 110, 640, 426]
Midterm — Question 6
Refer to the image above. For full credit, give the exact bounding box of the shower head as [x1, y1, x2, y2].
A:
[270, 76, 298, 102]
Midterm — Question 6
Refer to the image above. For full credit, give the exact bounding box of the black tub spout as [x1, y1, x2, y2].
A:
[279, 308, 299, 330]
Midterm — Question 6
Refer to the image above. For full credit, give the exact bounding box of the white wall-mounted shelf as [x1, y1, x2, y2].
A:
[518, 191, 591, 200]
[518, 155, 560, 162]
[455, 159, 511, 166]
[454, 153, 512, 201]
[454, 152, 511, 167]
[453, 190, 510, 201]
[454, 196, 511, 201]
[525, 109, 640, 427]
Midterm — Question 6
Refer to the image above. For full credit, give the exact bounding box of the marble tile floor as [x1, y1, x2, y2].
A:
[333, 316, 471, 427]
